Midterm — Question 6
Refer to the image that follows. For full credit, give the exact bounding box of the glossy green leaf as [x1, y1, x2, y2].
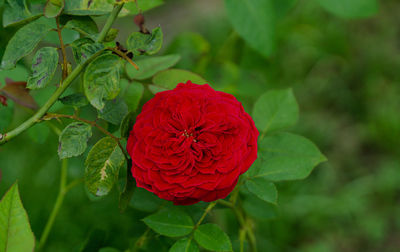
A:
[126, 27, 163, 56]
[0, 101, 14, 132]
[245, 178, 277, 204]
[254, 132, 327, 181]
[85, 137, 125, 197]
[143, 209, 194, 237]
[98, 99, 128, 125]
[58, 122, 92, 159]
[169, 238, 199, 252]
[317, 0, 378, 19]
[123, 81, 144, 112]
[120, 111, 136, 139]
[1, 17, 54, 70]
[64, 16, 98, 36]
[194, 224, 232, 252]
[225, 0, 275, 57]
[59, 93, 88, 107]
[152, 69, 208, 90]
[0, 183, 35, 252]
[26, 47, 59, 90]
[44, 0, 64, 18]
[84, 54, 121, 110]
[126, 54, 180, 80]
[252, 89, 299, 134]
[2, 0, 43, 27]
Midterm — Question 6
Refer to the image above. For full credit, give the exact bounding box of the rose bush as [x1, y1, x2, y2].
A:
[127, 81, 259, 205]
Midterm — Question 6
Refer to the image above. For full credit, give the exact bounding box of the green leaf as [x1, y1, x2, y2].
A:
[26, 47, 59, 90]
[245, 178, 277, 204]
[59, 93, 88, 107]
[2, 0, 43, 27]
[104, 28, 119, 42]
[254, 132, 327, 181]
[148, 84, 168, 94]
[242, 193, 278, 220]
[85, 137, 125, 197]
[98, 99, 128, 125]
[119, 170, 135, 213]
[64, 16, 98, 36]
[143, 209, 194, 237]
[194, 224, 232, 252]
[123, 81, 144, 112]
[316, 0, 378, 19]
[70, 38, 104, 64]
[1, 17, 54, 70]
[126, 27, 163, 56]
[44, 0, 65, 18]
[63, 0, 114, 15]
[0, 183, 35, 252]
[0, 101, 14, 132]
[225, 0, 275, 57]
[152, 69, 208, 90]
[58, 122, 92, 159]
[169, 238, 199, 252]
[130, 187, 165, 212]
[84, 54, 121, 110]
[252, 88, 299, 134]
[126, 54, 181, 80]
[120, 111, 136, 139]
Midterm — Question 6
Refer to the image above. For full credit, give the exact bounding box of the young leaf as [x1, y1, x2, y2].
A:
[59, 93, 88, 107]
[126, 54, 181, 80]
[255, 132, 327, 181]
[225, 0, 275, 58]
[316, 0, 378, 19]
[152, 69, 208, 90]
[126, 27, 163, 56]
[1, 17, 54, 70]
[244, 178, 277, 204]
[143, 209, 194, 237]
[0, 80, 38, 110]
[194, 224, 232, 252]
[44, 0, 65, 18]
[84, 54, 121, 110]
[123, 81, 144, 112]
[169, 238, 199, 252]
[27, 47, 59, 90]
[85, 137, 125, 197]
[58, 122, 92, 159]
[0, 183, 35, 252]
[252, 88, 299, 134]
[98, 99, 128, 125]
[64, 16, 99, 36]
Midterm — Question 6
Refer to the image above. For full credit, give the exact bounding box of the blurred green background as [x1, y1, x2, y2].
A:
[1, 0, 400, 251]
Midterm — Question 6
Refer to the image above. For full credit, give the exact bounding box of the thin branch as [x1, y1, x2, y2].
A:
[108, 47, 139, 70]
[56, 17, 69, 80]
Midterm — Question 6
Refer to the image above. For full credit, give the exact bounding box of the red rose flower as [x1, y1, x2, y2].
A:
[127, 81, 258, 205]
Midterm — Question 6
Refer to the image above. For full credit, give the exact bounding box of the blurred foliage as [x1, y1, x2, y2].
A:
[0, 0, 400, 251]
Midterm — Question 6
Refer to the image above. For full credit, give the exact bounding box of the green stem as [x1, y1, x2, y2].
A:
[194, 201, 217, 229]
[37, 159, 68, 251]
[0, 4, 125, 145]
[97, 3, 124, 43]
